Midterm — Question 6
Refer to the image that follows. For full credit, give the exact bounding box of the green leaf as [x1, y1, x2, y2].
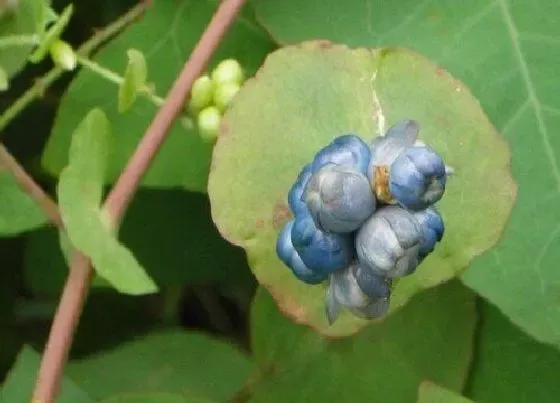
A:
[42, 0, 276, 192]
[417, 382, 473, 403]
[0, 171, 46, 236]
[247, 280, 475, 402]
[24, 189, 252, 295]
[254, 0, 560, 352]
[208, 42, 515, 336]
[28, 3, 72, 63]
[100, 394, 214, 403]
[57, 108, 157, 295]
[30, 0, 58, 38]
[0, 346, 93, 403]
[0, 0, 38, 77]
[118, 49, 148, 113]
[466, 302, 560, 402]
[66, 329, 254, 402]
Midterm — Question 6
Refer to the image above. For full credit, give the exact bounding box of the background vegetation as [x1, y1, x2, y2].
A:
[1, 0, 559, 402]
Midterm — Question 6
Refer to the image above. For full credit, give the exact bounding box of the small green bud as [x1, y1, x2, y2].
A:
[213, 81, 240, 112]
[197, 106, 221, 143]
[188, 75, 214, 113]
[211, 59, 244, 85]
[49, 39, 76, 71]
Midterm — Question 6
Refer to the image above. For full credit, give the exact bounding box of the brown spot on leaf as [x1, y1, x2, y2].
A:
[255, 218, 265, 229]
[268, 286, 309, 324]
[272, 201, 291, 229]
[316, 39, 334, 49]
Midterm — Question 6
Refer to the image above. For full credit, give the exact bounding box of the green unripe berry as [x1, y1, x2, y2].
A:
[211, 59, 244, 85]
[49, 40, 76, 71]
[197, 106, 221, 143]
[188, 75, 214, 113]
[213, 81, 240, 111]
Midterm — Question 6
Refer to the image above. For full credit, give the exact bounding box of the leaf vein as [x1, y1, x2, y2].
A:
[498, 0, 560, 191]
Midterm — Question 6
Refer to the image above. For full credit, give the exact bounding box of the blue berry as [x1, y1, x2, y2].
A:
[304, 163, 376, 233]
[291, 212, 353, 276]
[368, 120, 449, 211]
[355, 205, 423, 278]
[288, 163, 313, 217]
[390, 146, 446, 210]
[276, 220, 327, 284]
[412, 207, 445, 261]
[311, 134, 371, 175]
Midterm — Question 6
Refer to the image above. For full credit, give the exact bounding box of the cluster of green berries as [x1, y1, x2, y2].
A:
[187, 59, 245, 142]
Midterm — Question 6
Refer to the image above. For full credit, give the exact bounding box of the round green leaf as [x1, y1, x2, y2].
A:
[248, 281, 475, 402]
[466, 302, 560, 402]
[67, 329, 254, 402]
[208, 41, 515, 336]
[255, 0, 560, 352]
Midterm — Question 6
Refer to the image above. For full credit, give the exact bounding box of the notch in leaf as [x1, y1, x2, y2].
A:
[57, 108, 158, 295]
[118, 49, 148, 113]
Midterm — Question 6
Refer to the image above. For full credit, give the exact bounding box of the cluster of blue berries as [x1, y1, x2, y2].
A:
[276, 120, 451, 324]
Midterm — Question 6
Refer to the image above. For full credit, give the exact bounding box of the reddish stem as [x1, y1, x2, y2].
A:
[31, 1, 248, 401]
[104, 0, 248, 221]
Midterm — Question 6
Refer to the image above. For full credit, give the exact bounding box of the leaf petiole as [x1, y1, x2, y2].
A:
[0, 34, 40, 49]
[75, 55, 194, 125]
[76, 55, 165, 106]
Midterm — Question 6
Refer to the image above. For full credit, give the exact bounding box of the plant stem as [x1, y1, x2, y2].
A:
[32, 1, 248, 402]
[0, 2, 148, 134]
[76, 55, 165, 107]
[0, 144, 63, 229]
[104, 0, 248, 221]
[0, 34, 39, 48]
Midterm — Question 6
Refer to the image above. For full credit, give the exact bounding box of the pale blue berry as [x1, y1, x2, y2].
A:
[276, 220, 327, 284]
[348, 297, 390, 321]
[304, 164, 376, 233]
[369, 119, 419, 169]
[351, 262, 392, 299]
[325, 262, 391, 324]
[355, 206, 422, 278]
